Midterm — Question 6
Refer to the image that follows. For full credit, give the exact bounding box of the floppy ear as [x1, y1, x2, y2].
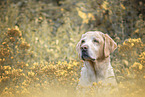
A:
[104, 34, 117, 57]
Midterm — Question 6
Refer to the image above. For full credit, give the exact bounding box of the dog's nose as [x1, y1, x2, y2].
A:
[81, 45, 88, 51]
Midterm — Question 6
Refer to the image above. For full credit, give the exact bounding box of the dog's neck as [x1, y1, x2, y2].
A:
[84, 56, 110, 68]
[84, 56, 110, 81]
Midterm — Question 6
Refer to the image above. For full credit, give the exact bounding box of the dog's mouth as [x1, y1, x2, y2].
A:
[81, 51, 95, 61]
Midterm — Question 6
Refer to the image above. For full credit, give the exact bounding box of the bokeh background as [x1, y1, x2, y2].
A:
[0, 0, 145, 97]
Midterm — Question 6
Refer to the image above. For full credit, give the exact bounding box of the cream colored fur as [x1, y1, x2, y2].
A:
[76, 31, 117, 87]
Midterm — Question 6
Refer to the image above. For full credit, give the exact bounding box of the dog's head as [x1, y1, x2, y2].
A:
[76, 31, 117, 61]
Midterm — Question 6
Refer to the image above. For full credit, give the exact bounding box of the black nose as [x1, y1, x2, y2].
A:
[81, 45, 88, 51]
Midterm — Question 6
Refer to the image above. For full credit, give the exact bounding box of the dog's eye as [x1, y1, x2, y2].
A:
[81, 40, 85, 43]
[93, 39, 99, 43]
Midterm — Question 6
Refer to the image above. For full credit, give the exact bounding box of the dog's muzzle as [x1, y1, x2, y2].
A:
[81, 45, 94, 61]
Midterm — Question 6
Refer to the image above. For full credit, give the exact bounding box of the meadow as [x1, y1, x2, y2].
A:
[0, 0, 145, 97]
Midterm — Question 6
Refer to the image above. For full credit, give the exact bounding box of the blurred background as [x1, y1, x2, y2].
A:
[0, 0, 145, 97]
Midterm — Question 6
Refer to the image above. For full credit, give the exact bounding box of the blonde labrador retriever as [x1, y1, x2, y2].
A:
[76, 31, 117, 87]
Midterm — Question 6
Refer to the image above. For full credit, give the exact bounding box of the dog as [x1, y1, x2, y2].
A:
[76, 31, 117, 88]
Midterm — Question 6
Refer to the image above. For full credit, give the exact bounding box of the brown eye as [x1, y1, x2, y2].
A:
[81, 40, 85, 43]
[93, 39, 99, 43]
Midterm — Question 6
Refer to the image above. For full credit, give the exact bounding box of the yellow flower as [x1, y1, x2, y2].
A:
[28, 71, 35, 77]
[132, 62, 143, 70]
[15, 86, 19, 88]
[102, 1, 109, 10]
[98, 81, 102, 84]
[60, 71, 65, 75]
[5, 87, 8, 90]
[131, 43, 134, 46]
[3, 58, 5, 61]
[2, 42, 6, 45]
[5, 71, 9, 75]
[61, 8, 64, 11]
[16, 91, 20, 94]
[18, 69, 23, 72]
[120, 4, 126, 10]
[7, 27, 22, 37]
[92, 82, 97, 86]
[25, 64, 29, 67]
[22, 81, 26, 86]
[76, 8, 95, 24]
[36, 78, 39, 81]
[139, 64, 143, 70]
[134, 29, 139, 33]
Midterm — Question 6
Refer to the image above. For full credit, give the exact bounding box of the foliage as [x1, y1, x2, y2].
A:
[0, 22, 144, 97]
[0, 28, 83, 97]
[0, 0, 145, 97]
[113, 38, 145, 97]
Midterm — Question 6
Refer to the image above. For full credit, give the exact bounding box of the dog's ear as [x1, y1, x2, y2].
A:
[104, 34, 117, 57]
[76, 40, 81, 58]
